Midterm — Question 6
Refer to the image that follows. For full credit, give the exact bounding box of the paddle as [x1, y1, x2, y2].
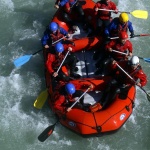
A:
[115, 62, 150, 101]
[56, 51, 70, 74]
[112, 50, 150, 63]
[13, 36, 66, 67]
[67, 86, 91, 112]
[38, 120, 59, 142]
[110, 33, 150, 40]
[38, 86, 92, 142]
[33, 89, 48, 109]
[98, 9, 148, 19]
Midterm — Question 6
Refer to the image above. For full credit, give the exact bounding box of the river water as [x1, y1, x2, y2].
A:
[0, 0, 150, 150]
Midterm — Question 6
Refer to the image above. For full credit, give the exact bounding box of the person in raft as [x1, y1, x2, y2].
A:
[94, 0, 118, 34]
[53, 82, 94, 113]
[53, 83, 85, 113]
[54, 0, 85, 31]
[46, 42, 81, 81]
[95, 31, 133, 75]
[104, 12, 134, 40]
[41, 22, 70, 51]
[100, 56, 147, 109]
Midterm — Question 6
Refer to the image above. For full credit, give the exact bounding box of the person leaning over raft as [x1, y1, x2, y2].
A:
[54, 0, 85, 31]
[41, 22, 70, 50]
[104, 12, 134, 40]
[94, 0, 118, 34]
[100, 56, 147, 109]
[53, 83, 84, 113]
[46, 42, 80, 81]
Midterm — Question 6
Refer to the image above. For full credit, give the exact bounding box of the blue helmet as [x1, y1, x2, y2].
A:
[49, 22, 58, 32]
[65, 83, 76, 94]
[55, 42, 64, 53]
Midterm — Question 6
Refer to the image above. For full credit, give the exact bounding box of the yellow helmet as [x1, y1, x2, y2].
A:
[119, 13, 129, 23]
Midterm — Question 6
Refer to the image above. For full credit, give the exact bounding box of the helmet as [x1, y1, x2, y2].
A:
[49, 22, 58, 32]
[119, 31, 128, 39]
[119, 13, 129, 23]
[55, 42, 64, 53]
[130, 56, 139, 66]
[65, 83, 76, 94]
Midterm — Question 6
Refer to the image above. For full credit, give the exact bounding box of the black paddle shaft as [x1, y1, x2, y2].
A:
[32, 49, 43, 55]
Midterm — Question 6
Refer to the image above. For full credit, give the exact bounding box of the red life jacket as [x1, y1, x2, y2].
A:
[52, 54, 65, 70]
[111, 21, 128, 36]
[50, 29, 64, 43]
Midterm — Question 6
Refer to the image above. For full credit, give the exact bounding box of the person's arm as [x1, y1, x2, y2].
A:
[53, 95, 66, 112]
[128, 21, 134, 37]
[94, 2, 101, 15]
[135, 70, 147, 87]
[105, 40, 115, 52]
[110, 1, 118, 13]
[59, 27, 69, 36]
[59, 0, 68, 6]
[126, 40, 133, 56]
[46, 54, 55, 74]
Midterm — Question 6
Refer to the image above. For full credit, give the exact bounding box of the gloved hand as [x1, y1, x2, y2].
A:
[130, 32, 135, 38]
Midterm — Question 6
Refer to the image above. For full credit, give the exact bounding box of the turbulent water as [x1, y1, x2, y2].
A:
[0, 0, 150, 150]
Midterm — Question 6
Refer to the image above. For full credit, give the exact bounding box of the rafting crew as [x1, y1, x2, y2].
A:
[95, 31, 133, 75]
[94, 0, 118, 35]
[99, 56, 147, 109]
[46, 42, 80, 82]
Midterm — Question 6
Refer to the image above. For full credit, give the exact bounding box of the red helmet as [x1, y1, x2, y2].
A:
[119, 31, 128, 39]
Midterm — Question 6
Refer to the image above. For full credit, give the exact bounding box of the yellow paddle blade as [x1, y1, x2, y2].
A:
[131, 10, 148, 19]
[34, 89, 48, 109]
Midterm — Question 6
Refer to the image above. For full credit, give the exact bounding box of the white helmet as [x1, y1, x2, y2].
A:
[130, 56, 139, 65]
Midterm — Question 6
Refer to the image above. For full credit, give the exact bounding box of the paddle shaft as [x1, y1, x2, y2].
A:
[56, 51, 70, 74]
[32, 36, 67, 56]
[68, 87, 90, 110]
[98, 9, 130, 14]
[116, 63, 150, 101]
[110, 34, 150, 40]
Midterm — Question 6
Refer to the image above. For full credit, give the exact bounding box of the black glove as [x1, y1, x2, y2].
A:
[130, 31, 135, 38]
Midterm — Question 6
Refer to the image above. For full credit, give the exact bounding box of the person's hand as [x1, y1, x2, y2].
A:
[68, 47, 72, 51]
[136, 82, 141, 87]
[114, 9, 118, 14]
[112, 60, 117, 65]
[53, 72, 58, 77]
[44, 45, 49, 49]
[89, 84, 94, 91]
[54, 4, 59, 9]
[108, 48, 113, 52]
[128, 52, 132, 57]
[130, 32, 135, 38]
[67, 107, 72, 112]
[66, 34, 70, 38]
[95, 7, 99, 12]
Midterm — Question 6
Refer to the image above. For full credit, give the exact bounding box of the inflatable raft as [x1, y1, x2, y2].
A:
[44, 0, 136, 136]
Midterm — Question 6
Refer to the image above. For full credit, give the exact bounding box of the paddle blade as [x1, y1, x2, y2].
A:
[131, 10, 148, 19]
[34, 89, 48, 109]
[38, 124, 56, 142]
[143, 58, 150, 63]
[13, 55, 32, 67]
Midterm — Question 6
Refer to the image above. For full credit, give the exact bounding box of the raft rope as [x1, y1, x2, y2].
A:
[92, 112, 102, 133]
